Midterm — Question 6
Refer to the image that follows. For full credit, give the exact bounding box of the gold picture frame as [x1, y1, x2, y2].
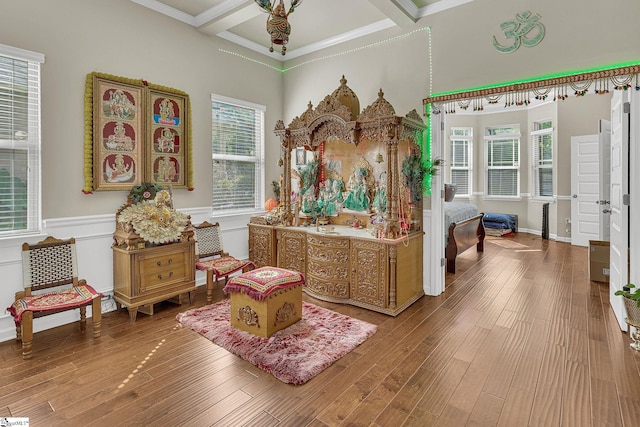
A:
[83, 72, 193, 192]
[148, 89, 189, 187]
[92, 77, 144, 190]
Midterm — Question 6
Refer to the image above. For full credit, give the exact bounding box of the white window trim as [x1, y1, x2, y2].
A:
[210, 94, 265, 215]
[531, 121, 554, 201]
[448, 127, 473, 198]
[484, 125, 521, 199]
[0, 43, 44, 238]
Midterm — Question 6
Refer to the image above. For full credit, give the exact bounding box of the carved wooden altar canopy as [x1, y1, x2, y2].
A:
[273, 76, 426, 238]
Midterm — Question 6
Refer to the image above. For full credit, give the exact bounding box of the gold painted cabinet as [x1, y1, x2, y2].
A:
[306, 233, 351, 301]
[113, 241, 196, 321]
[350, 238, 388, 308]
[248, 224, 276, 268]
[276, 228, 307, 273]
[248, 224, 423, 316]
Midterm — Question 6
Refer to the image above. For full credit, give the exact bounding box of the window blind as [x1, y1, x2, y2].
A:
[211, 95, 265, 213]
[531, 122, 553, 197]
[449, 127, 472, 196]
[0, 44, 43, 235]
[485, 126, 519, 197]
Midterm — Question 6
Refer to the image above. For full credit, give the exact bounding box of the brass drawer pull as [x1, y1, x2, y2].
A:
[157, 271, 174, 280]
[157, 258, 173, 267]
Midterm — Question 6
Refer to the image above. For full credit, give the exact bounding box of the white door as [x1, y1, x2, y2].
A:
[570, 135, 601, 247]
[609, 90, 630, 331]
[599, 119, 611, 240]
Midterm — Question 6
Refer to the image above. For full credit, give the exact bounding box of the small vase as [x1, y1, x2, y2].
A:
[408, 203, 420, 231]
[623, 298, 640, 351]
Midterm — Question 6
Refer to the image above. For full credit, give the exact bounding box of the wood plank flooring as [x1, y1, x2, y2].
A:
[1, 233, 639, 426]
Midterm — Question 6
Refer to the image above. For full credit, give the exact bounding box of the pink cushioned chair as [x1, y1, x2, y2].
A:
[7, 236, 102, 360]
[194, 221, 255, 304]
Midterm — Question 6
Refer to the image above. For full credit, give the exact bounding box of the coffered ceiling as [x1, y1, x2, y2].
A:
[131, 0, 473, 60]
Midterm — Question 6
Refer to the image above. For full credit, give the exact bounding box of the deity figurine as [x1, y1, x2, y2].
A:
[343, 168, 370, 212]
[301, 184, 316, 214]
[373, 171, 387, 213]
[319, 178, 343, 216]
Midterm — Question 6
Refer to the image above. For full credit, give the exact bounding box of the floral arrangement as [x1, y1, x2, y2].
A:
[127, 182, 163, 204]
[402, 147, 442, 204]
[117, 188, 189, 244]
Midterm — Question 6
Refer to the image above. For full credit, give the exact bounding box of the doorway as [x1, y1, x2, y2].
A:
[570, 119, 611, 247]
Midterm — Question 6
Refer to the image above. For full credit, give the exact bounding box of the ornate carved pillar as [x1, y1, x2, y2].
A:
[388, 244, 397, 309]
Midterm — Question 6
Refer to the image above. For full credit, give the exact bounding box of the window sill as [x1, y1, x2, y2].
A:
[530, 197, 555, 203]
[482, 196, 523, 202]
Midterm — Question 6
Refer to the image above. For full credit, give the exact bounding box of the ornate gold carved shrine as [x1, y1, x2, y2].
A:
[249, 76, 425, 316]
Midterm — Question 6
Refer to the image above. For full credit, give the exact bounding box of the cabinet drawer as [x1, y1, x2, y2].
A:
[140, 263, 187, 293]
[307, 259, 349, 281]
[139, 250, 186, 274]
[306, 274, 349, 299]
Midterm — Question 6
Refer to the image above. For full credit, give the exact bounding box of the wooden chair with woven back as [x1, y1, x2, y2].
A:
[193, 221, 255, 304]
[7, 236, 103, 360]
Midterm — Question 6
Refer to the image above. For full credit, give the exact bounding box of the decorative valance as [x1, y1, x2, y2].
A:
[423, 63, 640, 114]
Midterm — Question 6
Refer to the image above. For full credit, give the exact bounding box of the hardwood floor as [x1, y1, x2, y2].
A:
[1, 233, 639, 426]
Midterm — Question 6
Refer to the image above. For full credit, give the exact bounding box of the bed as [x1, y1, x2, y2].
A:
[444, 202, 485, 273]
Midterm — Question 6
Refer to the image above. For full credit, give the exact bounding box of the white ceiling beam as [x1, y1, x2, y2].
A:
[195, 0, 263, 35]
[417, 0, 475, 19]
[368, 0, 418, 26]
[130, 0, 197, 26]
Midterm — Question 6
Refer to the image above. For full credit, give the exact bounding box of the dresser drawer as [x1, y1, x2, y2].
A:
[307, 258, 349, 281]
[140, 263, 187, 293]
[139, 250, 186, 275]
[138, 246, 189, 294]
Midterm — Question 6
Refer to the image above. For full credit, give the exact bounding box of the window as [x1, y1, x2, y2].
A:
[531, 120, 553, 198]
[211, 94, 265, 213]
[0, 44, 44, 236]
[485, 125, 520, 197]
[449, 127, 472, 197]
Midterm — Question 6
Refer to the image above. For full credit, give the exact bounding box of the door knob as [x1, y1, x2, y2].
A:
[602, 208, 612, 214]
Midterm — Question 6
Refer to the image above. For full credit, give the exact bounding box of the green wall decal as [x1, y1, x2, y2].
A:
[492, 11, 545, 53]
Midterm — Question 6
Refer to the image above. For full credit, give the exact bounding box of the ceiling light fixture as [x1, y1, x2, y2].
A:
[254, 0, 303, 55]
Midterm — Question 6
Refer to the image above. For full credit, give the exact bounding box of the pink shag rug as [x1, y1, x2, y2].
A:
[176, 299, 377, 384]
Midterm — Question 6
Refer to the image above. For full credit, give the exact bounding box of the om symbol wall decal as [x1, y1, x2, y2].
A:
[492, 10, 545, 53]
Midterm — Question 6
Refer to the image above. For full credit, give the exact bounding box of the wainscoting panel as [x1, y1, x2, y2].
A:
[0, 208, 257, 343]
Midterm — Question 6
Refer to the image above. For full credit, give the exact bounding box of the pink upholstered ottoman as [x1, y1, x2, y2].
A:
[224, 266, 305, 338]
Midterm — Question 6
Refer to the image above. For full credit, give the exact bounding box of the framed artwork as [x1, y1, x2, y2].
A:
[83, 72, 193, 193]
[148, 90, 189, 187]
[296, 147, 306, 165]
[92, 77, 144, 190]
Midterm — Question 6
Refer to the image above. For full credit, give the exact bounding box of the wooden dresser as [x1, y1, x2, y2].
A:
[249, 224, 423, 316]
[112, 240, 196, 321]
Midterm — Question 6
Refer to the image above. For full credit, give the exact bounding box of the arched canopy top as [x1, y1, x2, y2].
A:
[275, 76, 425, 150]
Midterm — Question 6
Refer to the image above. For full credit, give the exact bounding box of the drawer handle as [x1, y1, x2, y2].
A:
[157, 271, 174, 280]
[157, 259, 173, 267]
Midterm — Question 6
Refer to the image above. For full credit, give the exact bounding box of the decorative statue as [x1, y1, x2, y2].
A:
[373, 171, 387, 213]
[343, 167, 370, 212]
[296, 156, 319, 215]
[317, 178, 343, 216]
[301, 184, 316, 214]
